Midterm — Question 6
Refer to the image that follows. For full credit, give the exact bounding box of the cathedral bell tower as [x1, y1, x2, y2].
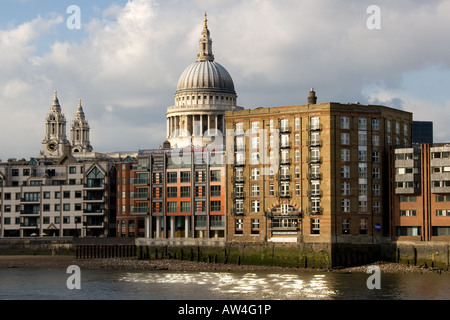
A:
[41, 91, 69, 158]
[70, 99, 92, 154]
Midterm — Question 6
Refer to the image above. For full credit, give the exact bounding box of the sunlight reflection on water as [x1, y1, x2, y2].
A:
[119, 271, 337, 300]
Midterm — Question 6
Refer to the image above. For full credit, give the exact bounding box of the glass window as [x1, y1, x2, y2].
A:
[341, 116, 350, 129]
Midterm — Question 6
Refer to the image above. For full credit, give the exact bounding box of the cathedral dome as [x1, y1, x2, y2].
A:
[176, 60, 235, 94]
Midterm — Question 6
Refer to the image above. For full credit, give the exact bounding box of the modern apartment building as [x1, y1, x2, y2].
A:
[390, 143, 450, 240]
[225, 90, 413, 245]
[0, 151, 117, 237]
[117, 147, 226, 240]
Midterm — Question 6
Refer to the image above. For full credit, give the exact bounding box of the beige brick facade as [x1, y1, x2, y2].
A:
[225, 98, 412, 245]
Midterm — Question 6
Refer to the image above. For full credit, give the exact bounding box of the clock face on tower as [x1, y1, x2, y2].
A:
[47, 141, 57, 152]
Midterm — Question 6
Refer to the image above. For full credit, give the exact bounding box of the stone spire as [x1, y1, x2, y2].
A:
[41, 90, 68, 157]
[70, 98, 92, 153]
[197, 12, 214, 62]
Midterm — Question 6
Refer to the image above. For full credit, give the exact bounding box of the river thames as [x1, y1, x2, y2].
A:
[0, 267, 449, 300]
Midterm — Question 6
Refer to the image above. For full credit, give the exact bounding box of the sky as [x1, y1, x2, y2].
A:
[0, 0, 450, 161]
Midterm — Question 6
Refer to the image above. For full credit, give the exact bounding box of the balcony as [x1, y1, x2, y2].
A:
[84, 182, 105, 189]
[233, 161, 245, 167]
[83, 196, 104, 202]
[280, 142, 291, 149]
[280, 158, 291, 165]
[306, 124, 322, 131]
[279, 126, 291, 133]
[132, 178, 149, 185]
[133, 193, 149, 200]
[20, 210, 40, 215]
[232, 208, 246, 216]
[232, 176, 245, 184]
[307, 173, 322, 180]
[280, 174, 291, 181]
[306, 207, 323, 215]
[83, 208, 105, 215]
[307, 190, 323, 198]
[20, 221, 39, 228]
[306, 140, 322, 147]
[277, 191, 290, 198]
[232, 191, 245, 199]
[20, 197, 40, 203]
[307, 156, 322, 164]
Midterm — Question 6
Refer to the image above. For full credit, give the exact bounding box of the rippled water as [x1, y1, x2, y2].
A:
[0, 268, 449, 300]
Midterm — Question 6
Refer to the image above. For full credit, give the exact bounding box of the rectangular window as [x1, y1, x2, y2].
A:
[372, 119, 379, 131]
[167, 172, 177, 183]
[372, 184, 380, 196]
[342, 219, 350, 234]
[436, 209, 450, 216]
[311, 218, 320, 234]
[180, 201, 190, 213]
[341, 199, 350, 213]
[251, 184, 260, 197]
[342, 182, 350, 195]
[251, 200, 260, 213]
[341, 133, 350, 145]
[269, 184, 274, 196]
[167, 187, 177, 198]
[251, 219, 260, 235]
[358, 117, 367, 130]
[181, 186, 191, 198]
[294, 117, 300, 130]
[373, 201, 381, 213]
[280, 118, 289, 131]
[400, 210, 417, 217]
[341, 165, 350, 178]
[294, 134, 300, 146]
[341, 149, 350, 162]
[372, 168, 380, 179]
[360, 218, 368, 235]
[359, 201, 368, 213]
[251, 168, 260, 181]
[372, 151, 379, 163]
[341, 116, 350, 129]
[180, 171, 190, 183]
[211, 201, 221, 212]
[167, 202, 177, 213]
[235, 219, 243, 235]
[372, 135, 379, 147]
[210, 185, 221, 197]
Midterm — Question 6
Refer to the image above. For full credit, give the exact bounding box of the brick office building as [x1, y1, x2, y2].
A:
[225, 90, 413, 245]
[390, 143, 450, 241]
[117, 147, 226, 240]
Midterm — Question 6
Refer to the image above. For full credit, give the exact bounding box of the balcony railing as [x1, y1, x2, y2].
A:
[232, 191, 245, 199]
[277, 191, 290, 198]
[306, 207, 323, 215]
[84, 182, 105, 188]
[280, 174, 291, 181]
[307, 156, 322, 164]
[306, 140, 322, 147]
[307, 173, 322, 180]
[307, 190, 323, 197]
[279, 126, 291, 133]
[306, 124, 322, 131]
[232, 208, 246, 216]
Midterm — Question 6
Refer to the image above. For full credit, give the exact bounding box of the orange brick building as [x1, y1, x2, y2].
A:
[390, 143, 450, 241]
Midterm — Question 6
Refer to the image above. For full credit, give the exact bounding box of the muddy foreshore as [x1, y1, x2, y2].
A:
[0, 255, 446, 274]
